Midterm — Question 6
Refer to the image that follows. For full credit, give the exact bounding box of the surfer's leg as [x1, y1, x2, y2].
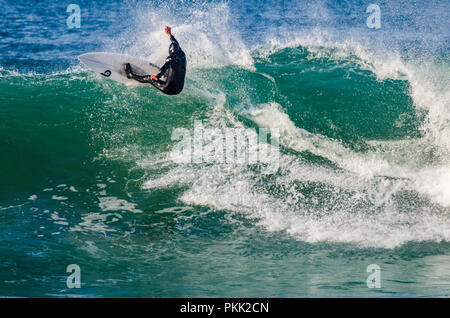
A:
[131, 74, 152, 83]
[124, 63, 135, 79]
[151, 78, 166, 86]
[124, 63, 152, 83]
[124, 64, 167, 89]
[145, 76, 166, 88]
[132, 76, 167, 87]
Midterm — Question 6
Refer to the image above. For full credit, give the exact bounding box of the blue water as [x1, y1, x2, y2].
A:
[0, 0, 449, 297]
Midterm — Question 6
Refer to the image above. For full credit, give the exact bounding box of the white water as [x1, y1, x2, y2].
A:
[94, 1, 450, 249]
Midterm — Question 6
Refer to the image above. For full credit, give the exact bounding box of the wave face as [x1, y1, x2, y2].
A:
[0, 0, 449, 297]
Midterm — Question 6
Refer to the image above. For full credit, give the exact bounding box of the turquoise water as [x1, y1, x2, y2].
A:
[0, 0, 449, 297]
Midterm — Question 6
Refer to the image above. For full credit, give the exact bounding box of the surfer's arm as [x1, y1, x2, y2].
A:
[165, 25, 181, 50]
[169, 35, 180, 48]
[155, 57, 172, 79]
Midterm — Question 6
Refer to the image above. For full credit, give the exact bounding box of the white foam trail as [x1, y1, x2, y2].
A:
[243, 103, 397, 177]
[244, 102, 450, 206]
[177, 154, 450, 248]
[134, 97, 449, 248]
[0, 64, 90, 81]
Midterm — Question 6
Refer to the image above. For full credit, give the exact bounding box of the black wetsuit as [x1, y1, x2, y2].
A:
[129, 35, 186, 95]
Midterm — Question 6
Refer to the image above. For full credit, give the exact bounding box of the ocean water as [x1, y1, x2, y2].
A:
[0, 0, 449, 297]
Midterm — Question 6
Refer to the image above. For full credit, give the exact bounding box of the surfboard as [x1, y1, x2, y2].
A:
[78, 52, 161, 86]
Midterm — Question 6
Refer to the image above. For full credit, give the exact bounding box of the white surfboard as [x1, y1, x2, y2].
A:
[78, 52, 161, 86]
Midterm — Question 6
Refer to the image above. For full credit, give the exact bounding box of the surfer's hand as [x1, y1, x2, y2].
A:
[150, 75, 158, 81]
[164, 26, 172, 37]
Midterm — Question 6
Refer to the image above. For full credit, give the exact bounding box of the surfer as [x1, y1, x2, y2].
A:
[124, 26, 186, 95]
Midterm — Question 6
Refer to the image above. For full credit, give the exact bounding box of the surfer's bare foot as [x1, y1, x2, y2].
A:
[124, 63, 133, 79]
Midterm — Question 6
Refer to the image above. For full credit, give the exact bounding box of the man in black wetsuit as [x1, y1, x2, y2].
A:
[124, 26, 186, 95]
